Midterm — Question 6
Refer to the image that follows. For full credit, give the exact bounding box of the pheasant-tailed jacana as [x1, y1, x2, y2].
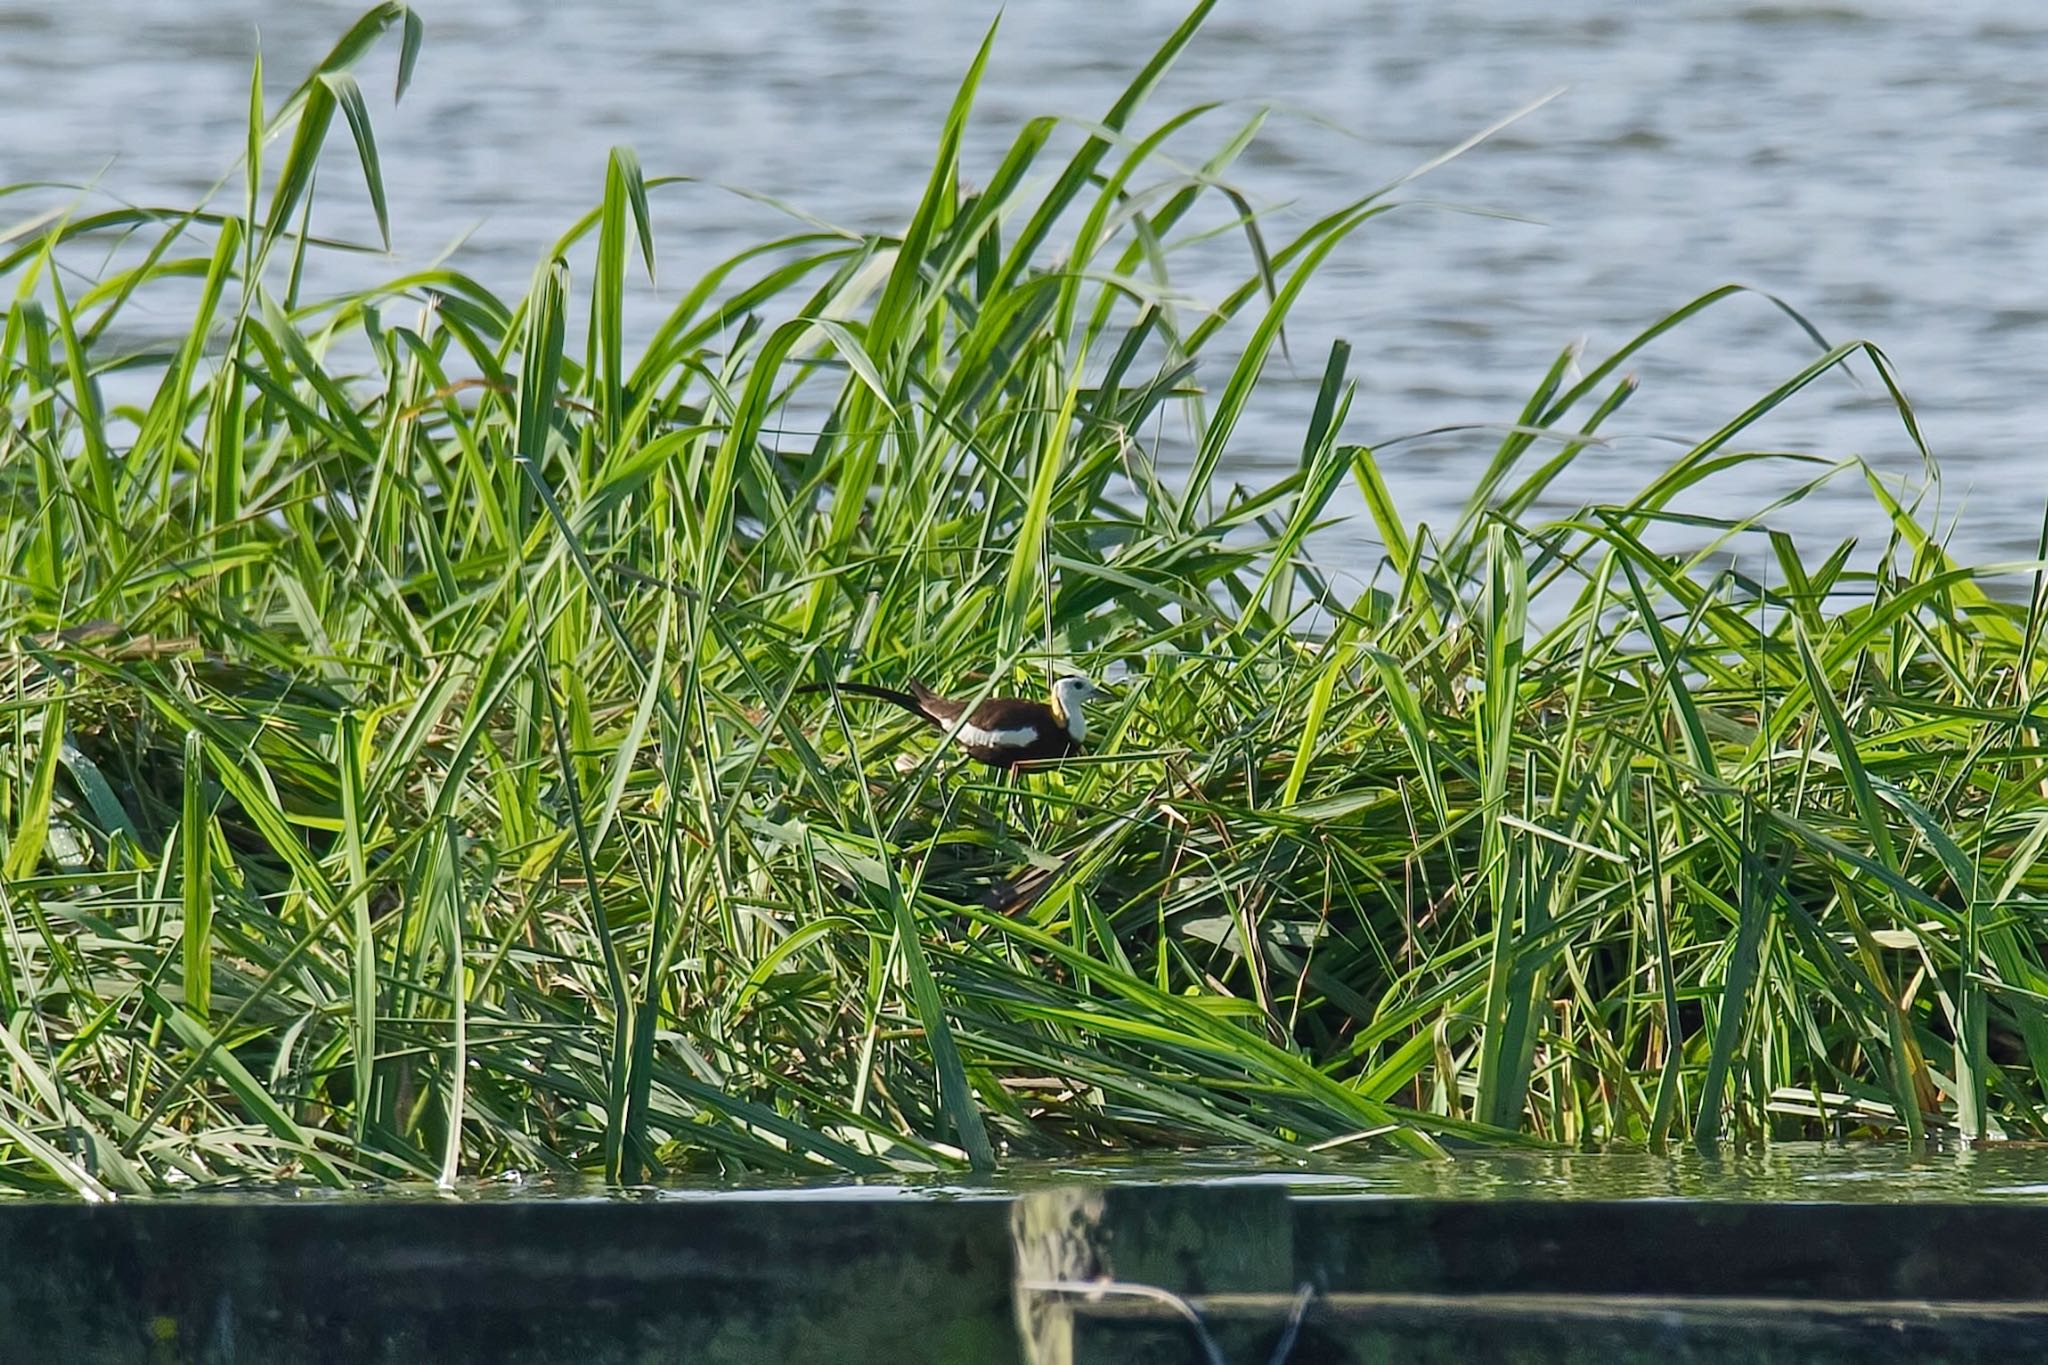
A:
[797, 675, 1110, 767]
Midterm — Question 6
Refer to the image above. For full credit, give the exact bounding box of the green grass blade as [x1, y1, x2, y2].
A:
[179, 729, 214, 1019]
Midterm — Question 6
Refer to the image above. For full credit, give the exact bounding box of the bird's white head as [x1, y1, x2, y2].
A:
[1050, 675, 1110, 741]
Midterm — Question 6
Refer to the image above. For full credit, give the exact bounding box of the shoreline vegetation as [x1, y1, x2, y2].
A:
[4, 1, 2045, 1196]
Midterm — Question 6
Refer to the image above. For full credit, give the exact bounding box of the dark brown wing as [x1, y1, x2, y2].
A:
[963, 696, 1054, 732]
[798, 681, 1073, 765]
[909, 683, 1053, 734]
[907, 686, 1076, 766]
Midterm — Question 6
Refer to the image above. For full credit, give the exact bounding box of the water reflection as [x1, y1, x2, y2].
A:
[84, 1142, 2048, 1204]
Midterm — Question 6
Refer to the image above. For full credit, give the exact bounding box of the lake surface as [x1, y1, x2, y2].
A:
[8, 0, 2048, 581]
[72, 1142, 2048, 1204]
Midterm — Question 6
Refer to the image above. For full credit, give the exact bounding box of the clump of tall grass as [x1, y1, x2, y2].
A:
[3, 1, 2044, 1194]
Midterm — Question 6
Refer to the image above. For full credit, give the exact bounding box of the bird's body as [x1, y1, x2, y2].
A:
[799, 676, 1107, 768]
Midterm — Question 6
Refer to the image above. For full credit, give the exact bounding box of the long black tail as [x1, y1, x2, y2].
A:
[794, 680, 941, 727]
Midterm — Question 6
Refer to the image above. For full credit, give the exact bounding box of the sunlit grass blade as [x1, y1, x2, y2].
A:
[5, 0, 2044, 1192]
[180, 729, 214, 1018]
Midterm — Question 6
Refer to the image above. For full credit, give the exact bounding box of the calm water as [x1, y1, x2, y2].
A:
[89, 1144, 2048, 1204]
[714, 1144, 2048, 1204]
[8, 0, 2048, 579]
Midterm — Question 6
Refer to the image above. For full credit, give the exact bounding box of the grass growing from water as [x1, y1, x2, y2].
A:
[4, 3, 2047, 1193]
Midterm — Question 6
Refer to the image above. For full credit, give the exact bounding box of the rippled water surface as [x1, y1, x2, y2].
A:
[78, 1144, 2048, 1204]
[8, 0, 2048, 576]
[992, 1144, 2048, 1204]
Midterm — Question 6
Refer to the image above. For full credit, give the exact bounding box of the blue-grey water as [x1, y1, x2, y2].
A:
[7, 0, 2048, 581]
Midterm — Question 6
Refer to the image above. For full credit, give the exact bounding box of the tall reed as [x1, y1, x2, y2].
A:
[1, 3, 2041, 1193]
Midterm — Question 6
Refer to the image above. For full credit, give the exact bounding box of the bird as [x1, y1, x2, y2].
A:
[796, 675, 1112, 768]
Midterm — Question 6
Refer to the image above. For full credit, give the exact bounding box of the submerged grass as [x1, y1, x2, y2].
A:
[4, 3, 2047, 1192]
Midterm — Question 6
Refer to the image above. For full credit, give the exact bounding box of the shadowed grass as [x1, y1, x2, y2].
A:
[1, 4, 2043, 1193]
